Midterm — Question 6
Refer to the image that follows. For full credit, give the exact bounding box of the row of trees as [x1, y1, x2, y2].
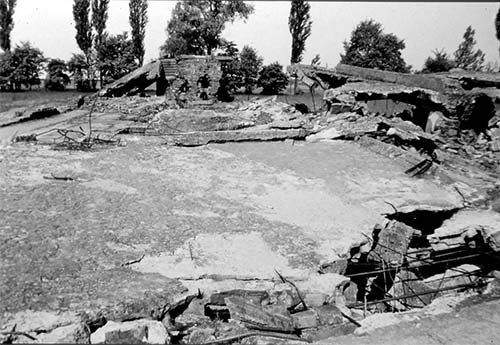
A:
[0, 1, 499, 93]
[0, 0, 149, 91]
[221, 44, 288, 95]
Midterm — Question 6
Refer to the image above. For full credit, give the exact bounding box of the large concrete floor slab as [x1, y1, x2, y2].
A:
[0, 138, 463, 322]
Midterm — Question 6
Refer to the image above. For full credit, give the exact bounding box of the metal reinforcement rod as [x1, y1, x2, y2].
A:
[346, 280, 487, 309]
[345, 252, 483, 278]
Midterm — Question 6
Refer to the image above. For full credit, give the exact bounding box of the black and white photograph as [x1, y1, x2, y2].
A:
[1, 1, 500, 344]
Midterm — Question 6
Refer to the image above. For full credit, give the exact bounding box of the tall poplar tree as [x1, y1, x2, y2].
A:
[0, 0, 16, 52]
[129, 0, 148, 66]
[288, 0, 312, 64]
[72, 0, 93, 79]
[92, 0, 110, 85]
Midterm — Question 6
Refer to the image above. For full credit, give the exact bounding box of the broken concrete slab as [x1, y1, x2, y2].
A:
[224, 296, 294, 332]
[387, 270, 434, 310]
[292, 309, 319, 329]
[90, 319, 169, 344]
[209, 289, 269, 306]
[368, 220, 417, 265]
[99, 60, 161, 97]
[165, 128, 309, 147]
[0, 107, 61, 127]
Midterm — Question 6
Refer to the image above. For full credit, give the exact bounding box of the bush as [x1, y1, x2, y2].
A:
[257, 62, 289, 95]
[44, 59, 71, 91]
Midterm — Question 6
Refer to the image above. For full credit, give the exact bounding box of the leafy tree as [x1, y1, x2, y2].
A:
[129, 0, 148, 66]
[288, 0, 312, 64]
[98, 32, 138, 83]
[0, 0, 16, 52]
[68, 53, 92, 91]
[454, 25, 485, 71]
[421, 49, 454, 73]
[258, 62, 289, 95]
[239, 45, 263, 93]
[340, 19, 410, 73]
[44, 58, 71, 91]
[8, 41, 45, 90]
[161, 0, 254, 57]
[0, 51, 13, 89]
[73, 0, 93, 59]
[220, 40, 239, 57]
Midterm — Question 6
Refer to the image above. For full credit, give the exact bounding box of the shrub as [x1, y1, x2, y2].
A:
[257, 62, 289, 95]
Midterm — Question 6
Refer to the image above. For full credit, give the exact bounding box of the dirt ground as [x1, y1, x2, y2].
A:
[1, 90, 499, 344]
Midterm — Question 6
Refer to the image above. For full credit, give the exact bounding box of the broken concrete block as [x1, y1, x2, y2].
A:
[90, 320, 169, 344]
[185, 327, 216, 344]
[209, 289, 269, 306]
[36, 323, 89, 344]
[425, 264, 482, 290]
[267, 284, 298, 309]
[315, 304, 344, 326]
[303, 292, 327, 307]
[291, 309, 318, 329]
[388, 270, 434, 309]
[224, 296, 294, 332]
[301, 323, 357, 342]
[174, 313, 212, 329]
[368, 221, 416, 265]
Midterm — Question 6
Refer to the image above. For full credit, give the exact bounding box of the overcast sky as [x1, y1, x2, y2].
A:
[10, 1, 500, 71]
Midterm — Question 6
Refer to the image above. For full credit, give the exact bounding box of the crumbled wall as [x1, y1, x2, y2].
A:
[164, 56, 225, 103]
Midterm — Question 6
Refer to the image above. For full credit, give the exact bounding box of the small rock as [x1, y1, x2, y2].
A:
[185, 327, 216, 344]
[175, 313, 211, 329]
[315, 305, 343, 326]
[291, 310, 318, 329]
[90, 320, 169, 344]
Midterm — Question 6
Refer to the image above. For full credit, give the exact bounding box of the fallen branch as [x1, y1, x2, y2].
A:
[121, 254, 145, 267]
[201, 331, 310, 345]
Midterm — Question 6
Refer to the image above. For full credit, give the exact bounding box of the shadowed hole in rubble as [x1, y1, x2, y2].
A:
[341, 207, 499, 307]
[385, 208, 461, 247]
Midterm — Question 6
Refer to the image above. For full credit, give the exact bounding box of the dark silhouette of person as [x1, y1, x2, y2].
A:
[215, 77, 234, 102]
[197, 73, 211, 100]
[176, 77, 190, 107]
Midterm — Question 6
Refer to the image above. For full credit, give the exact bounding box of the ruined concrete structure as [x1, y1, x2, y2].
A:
[99, 55, 233, 99]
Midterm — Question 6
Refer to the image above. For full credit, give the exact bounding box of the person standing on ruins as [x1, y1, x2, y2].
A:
[197, 73, 211, 100]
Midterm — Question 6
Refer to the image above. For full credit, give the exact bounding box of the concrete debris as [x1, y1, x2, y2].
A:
[0, 106, 61, 127]
[90, 319, 170, 344]
[166, 128, 309, 147]
[291, 309, 319, 329]
[99, 60, 161, 97]
[34, 323, 89, 344]
[209, 289, 269, 306]
[224, 296, 295, 332]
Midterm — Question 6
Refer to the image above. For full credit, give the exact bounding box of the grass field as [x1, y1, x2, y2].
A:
[0, 90, 91, 113]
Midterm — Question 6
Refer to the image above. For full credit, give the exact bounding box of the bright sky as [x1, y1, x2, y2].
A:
[10, 1, 500, 71]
